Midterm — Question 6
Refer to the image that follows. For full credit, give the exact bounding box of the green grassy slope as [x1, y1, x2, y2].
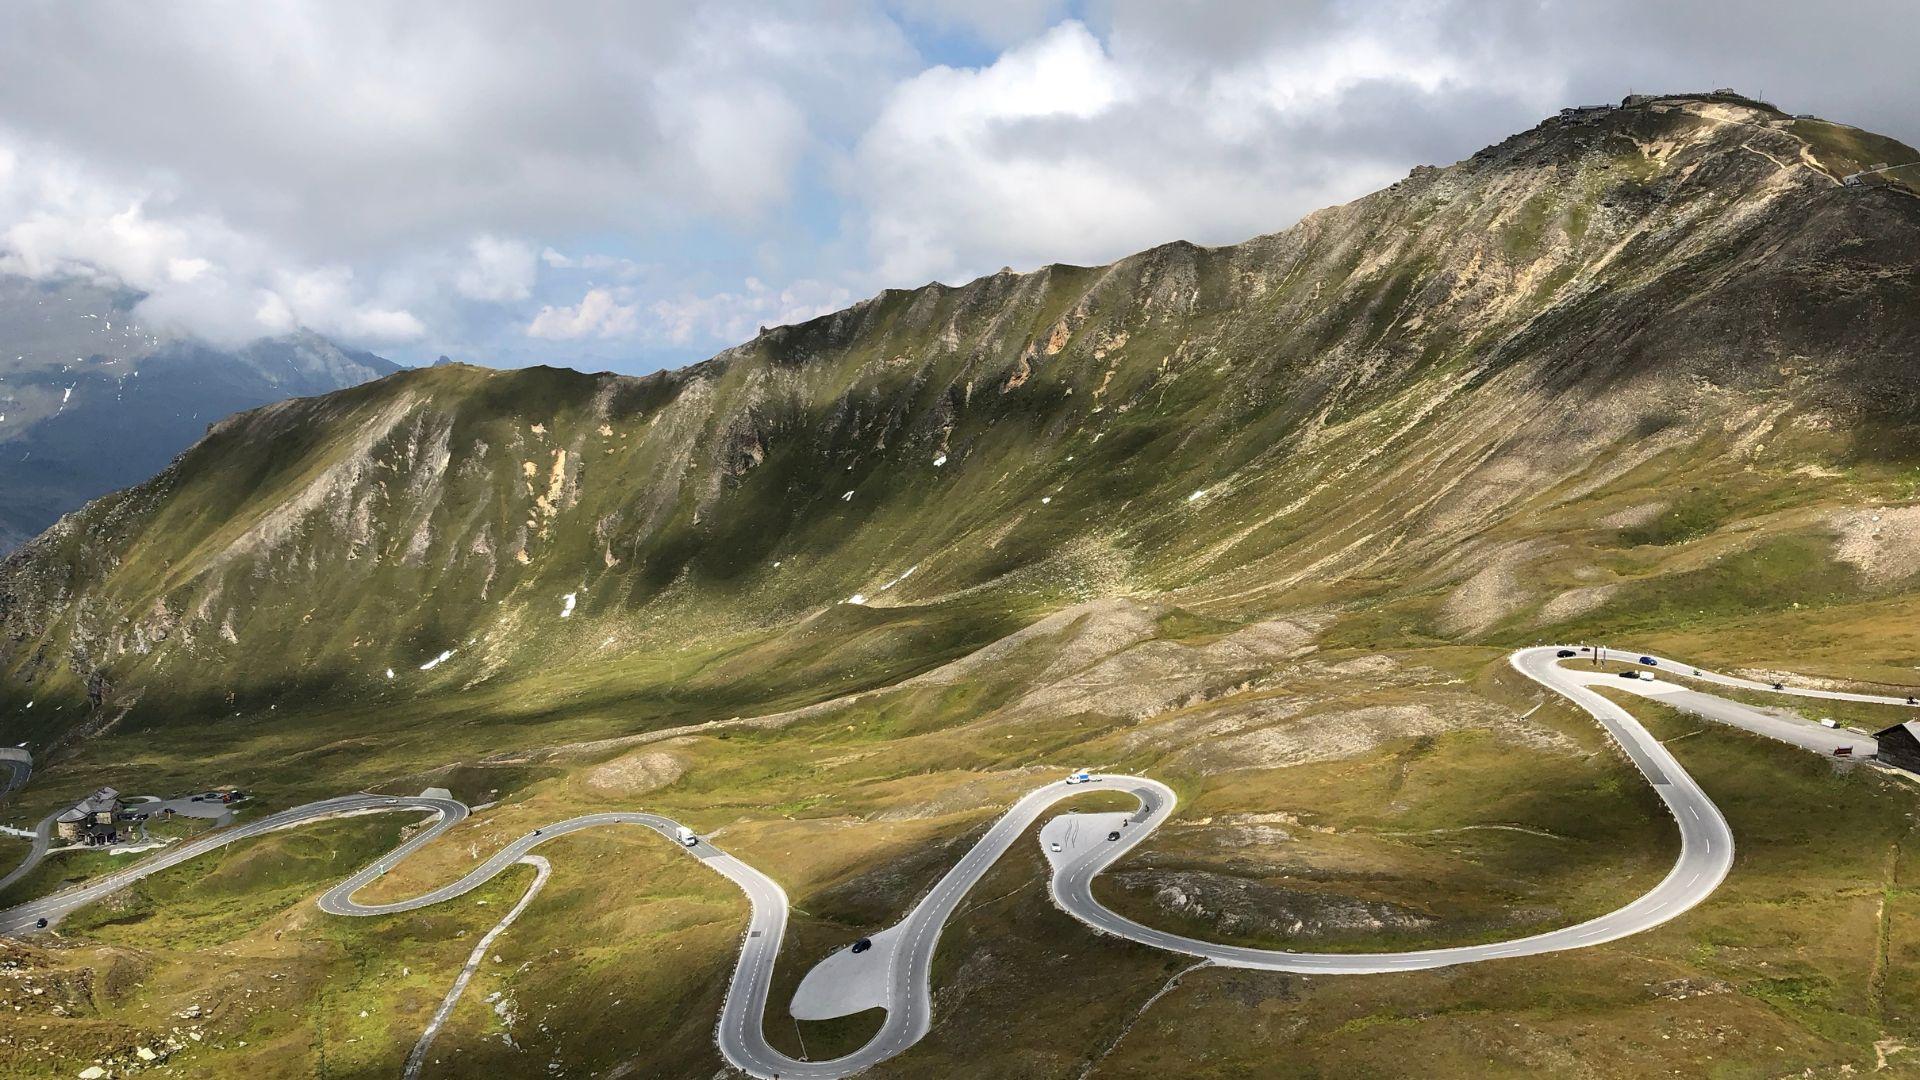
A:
[2, 91, 1920, 1080]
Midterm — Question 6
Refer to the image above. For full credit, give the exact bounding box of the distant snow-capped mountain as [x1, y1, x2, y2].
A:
[0, 272, 399, 551]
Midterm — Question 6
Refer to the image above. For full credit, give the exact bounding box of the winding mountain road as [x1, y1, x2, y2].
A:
[1, 646, 1914, 1078]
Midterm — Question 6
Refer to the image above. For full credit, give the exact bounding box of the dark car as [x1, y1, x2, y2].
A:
[1619, 671, 1641, 680]
[34, 918, 47, 929]
[1556, 649, 1576, 658]
[1106, 830, 1122, 841]
[1773, 682, 1785, 690]
[851, 938, 872, 954]
[1639, 656, 1657, 666]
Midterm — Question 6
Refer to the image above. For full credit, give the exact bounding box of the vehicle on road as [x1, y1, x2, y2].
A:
[1619, 671, 1644, 680]
[1065, 770, 1093, 785]
[850, 938, 872, 954]
[35, 918, 47, 928]
[1106, 830, 1121, 841]
[675, 826, 699, 847]
[1819, 718, 1837, 728]
[1556, 649, 1576, 658]
[1639, 656, 1657, 666]
[1048, 841, 1063, 853]
[532, 829, 542, 836]
[1773, 682, 1785, 690]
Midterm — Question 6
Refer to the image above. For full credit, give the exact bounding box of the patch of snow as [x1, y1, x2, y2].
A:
[420, 650, 456, 671]
[1041, 496, 1052, 504]
[841, 490, 854, 501]
[60, 386, 72, 405]
[846, 594, 868, 605]
[385, 668, 396, 680]
[1188, 489, 1206, 502]
[878, 564, 918, 592]
[559, 592, 577, 618]
[932, 453, 947, 467]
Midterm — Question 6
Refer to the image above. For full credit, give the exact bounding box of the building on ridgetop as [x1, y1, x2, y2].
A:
[1873, 722, 1920, 773]
[54, 786, 123, 844]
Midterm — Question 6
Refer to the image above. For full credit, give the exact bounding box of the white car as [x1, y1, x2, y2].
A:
[1065, 771, 1093, 785]
[1048, 841, 1063, 853]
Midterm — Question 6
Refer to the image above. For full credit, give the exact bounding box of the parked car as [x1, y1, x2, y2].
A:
[1048, 841, 1063, 853]
[851, 938, 872, 954]
[1619, 671, 1643, 680]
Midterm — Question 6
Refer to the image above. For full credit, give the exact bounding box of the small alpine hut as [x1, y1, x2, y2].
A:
[1873, 721, 1920, 772]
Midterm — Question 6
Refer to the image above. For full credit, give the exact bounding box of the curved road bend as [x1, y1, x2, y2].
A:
[0, 751, 30, 800]
[0, 795, 468, 936]
[0, 647, 1908, 1077]
[1046, 646, 1735, 972]
[0, 811, 59, 897]
[1626, 651, 1920, 708]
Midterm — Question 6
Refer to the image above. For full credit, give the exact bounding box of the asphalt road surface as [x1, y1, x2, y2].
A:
[1609, 681, 1880, 756]
[0, 811, 58, 897]
[0, 750, 30, 800]
[0, 645, 1912, 1078]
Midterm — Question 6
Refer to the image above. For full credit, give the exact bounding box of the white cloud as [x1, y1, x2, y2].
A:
[526, 288, 639, 340]
[849, 16, 1495, 286]
[0, 132, 425, 343]
[454, 235, 536, 302]
[650, 277, 855, 345]
[0, 1, 914, 355]
[0, 2, 1913, 368]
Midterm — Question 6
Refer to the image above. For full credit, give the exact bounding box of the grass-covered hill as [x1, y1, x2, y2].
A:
[6, 91, 1916, 763]
[4, 91, 1920, 1080]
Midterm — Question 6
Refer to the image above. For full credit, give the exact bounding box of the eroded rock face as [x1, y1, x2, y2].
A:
[1831, 505, 1920, 585]
[1115, 869, 1436, 938]
[581, 749, 688, 795]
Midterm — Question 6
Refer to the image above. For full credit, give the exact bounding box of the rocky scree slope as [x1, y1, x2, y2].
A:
[2, 92, 1917, 751]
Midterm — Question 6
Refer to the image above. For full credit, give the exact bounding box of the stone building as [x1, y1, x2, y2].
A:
[54, 786, 123, 844]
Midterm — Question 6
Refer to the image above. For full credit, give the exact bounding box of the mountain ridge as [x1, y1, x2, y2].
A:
[3, 90, 1917, 761]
